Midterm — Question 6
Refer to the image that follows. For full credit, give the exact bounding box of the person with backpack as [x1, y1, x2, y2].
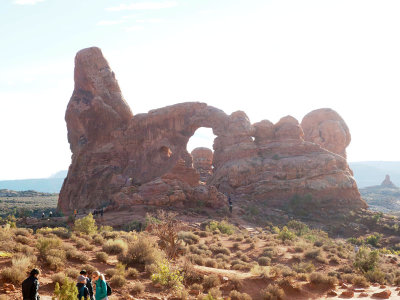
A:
[92, 271, 111, 300]
[80, 270, 94, 300]
[22, 268, 40, 300]
[76, 275, 90, 300]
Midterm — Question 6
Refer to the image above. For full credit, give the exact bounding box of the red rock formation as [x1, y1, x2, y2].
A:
[301, 108, 351, 158]
[58, 47, 366, 213]
[191, 148, 213, 182]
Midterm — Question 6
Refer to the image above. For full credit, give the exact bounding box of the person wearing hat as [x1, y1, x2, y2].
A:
[77, 275, 90, 300]
[80, 270, 94, 300]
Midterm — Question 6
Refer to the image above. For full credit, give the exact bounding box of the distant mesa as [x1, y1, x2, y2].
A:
[58, 47, 366, 213]
[381, 174, 397, 188]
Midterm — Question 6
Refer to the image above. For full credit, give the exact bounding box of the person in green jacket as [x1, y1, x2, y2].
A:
[92, 271, 108, 300]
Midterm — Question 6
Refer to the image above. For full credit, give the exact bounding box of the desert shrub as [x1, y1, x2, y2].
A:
[105, 268, 117, 278]
[53, 277, 78, 300]
[126, 267, 139, 278]
[75, 238, 94, 251]
[93, 234, 105, 246]
[179, 231, 200, 245]
[181, 261, 204, 285]
[151, 260, 183, 289]
[262, 247, 278, 259]
[37, 236, 62, 256]
[118, 235, 163, 267]
[74, 213, 97, 235]
[309, 272, 338, 287]
[260, 284, 285, 300]
[206, 220, 236, 235]
[351, 275, 370, 287]
[354, 246, 379, 273]
[292, 261, 314, 273]
[287, 220, 309, 236]
[64, 268, 79, 279]
[205, 258, 217, 268]
[110, 274, 126, 288]
[65, 248, 87, 263]
[277, 226, 295, 242]
[258, 256, 271, 266]
[329, 256, 340, 264]
[296, 273, 309, 281]
[203, 274, 220, 290]
[96, 251, 109, 263]
[14, 228, 31, 236]
[365, 269, 385, 284]
[15, 235, 30, 245]
[315, 255, 328, 264]
[305, 248, 321, 259]
[365, 233, 382, 247]
[294, 242, 307, 253]
[232, 242, 240, 250]
[230, 290, 252, 300]
[51, 272, 67, 285]
[0, 255, 33, 284]
[191, 283, 204, 292]
[207, 287, 222, 299]
[45, 251, 66, 270]
[103, 239, 128, 255]
[209, 244, 231, 256]
[131, 282, 145, 294]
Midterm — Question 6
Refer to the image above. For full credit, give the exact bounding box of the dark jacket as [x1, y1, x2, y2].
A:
[85, 277, 94, 299]
[22, 276, 39, 300]
[77, 283, 90, 300]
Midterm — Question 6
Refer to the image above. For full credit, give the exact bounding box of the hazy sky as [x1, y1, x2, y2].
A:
[1, 0, 400, 180]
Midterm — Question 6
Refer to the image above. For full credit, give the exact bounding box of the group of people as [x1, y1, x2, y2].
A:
[22, 268, 111, 300]
[41, 211, 53, 219]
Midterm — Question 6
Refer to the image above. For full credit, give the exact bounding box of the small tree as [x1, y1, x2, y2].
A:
[52, 277, 78, 300]
[74, 213, 97, 235]
[147, 210, 183, 259]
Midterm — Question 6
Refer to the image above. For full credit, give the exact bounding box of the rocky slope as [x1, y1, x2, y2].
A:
[360, 175, 400, 213]
[58, 47, 366, 213]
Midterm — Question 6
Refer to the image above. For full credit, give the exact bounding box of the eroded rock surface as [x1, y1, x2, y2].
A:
[58, 47, 366, 213]
[191, 148, 213, 182]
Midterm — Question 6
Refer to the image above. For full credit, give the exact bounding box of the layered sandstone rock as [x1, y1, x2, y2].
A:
[191, 148, 213, 182]
[58, 47, 366, 213]
[301, 108, 351, 158]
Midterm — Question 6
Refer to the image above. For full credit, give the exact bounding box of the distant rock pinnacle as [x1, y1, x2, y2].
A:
[381, 175, 397, 188]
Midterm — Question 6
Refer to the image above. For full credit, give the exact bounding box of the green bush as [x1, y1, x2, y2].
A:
[74, 213, 97, 235]
[206, 220, 235, 235]
[365, 233, 382, 247]
[53, 277, 78, 300]
[354, 247, 379, 273]
[277, 226, 295, 242]
[151, 260, 183, 289]
[287, 220, 309, 236]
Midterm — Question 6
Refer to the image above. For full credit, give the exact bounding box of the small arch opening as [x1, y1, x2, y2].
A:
[159, 146, 172, 159]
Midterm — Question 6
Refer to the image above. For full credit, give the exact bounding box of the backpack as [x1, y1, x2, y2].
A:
[77, 286, 85, 299]
[106, 281, 112, 296]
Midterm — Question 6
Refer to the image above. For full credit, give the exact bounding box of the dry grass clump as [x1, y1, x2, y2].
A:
[1, 255, 35, 284]
[93, 234, 105, 246]
[110, 274, 126, 288]
[309, 272, 338, 287]
[14, 228, 32, 236]
[260, 284, 285, 300]
[341, 274, 369, 287]
[65, 268, 79, 279]
[65, 247, 88, 263]
[81, 264, 96, 274]
[209, 244, 231, 256]
[37, 227, 70, 239]
[74, 237, 94, 250]
[205, 258, 217, 268]
[126, 267, 139, 279]
[105, 268, 117, 278]
[96, 251, 109, 263]
[262, 247, 278, 259]
[304, 248, 320, 259]
[103, 239, 128, 255]
[118, 234, 163, 267]
[131, 282, 145, 295]
[37, 236, 66, 270]
[203, 274, 220, 290]
[230, 290, 252, 300]
[15, 235, 31, 245]
[51, 272, 66, 285]
[292, 261, 314, 273]
[179, 231, 200, 245]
